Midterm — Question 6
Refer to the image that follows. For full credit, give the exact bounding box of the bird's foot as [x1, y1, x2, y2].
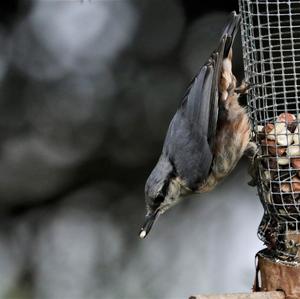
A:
[244, 141, 258, 162]
[235, 80, 251, 95]
[245, 142, 259, 187]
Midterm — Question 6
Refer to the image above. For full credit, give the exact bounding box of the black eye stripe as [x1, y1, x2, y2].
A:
[154, 185, 167, 203]
[154, 194, 164, 204]
[161, 181, 169, 197]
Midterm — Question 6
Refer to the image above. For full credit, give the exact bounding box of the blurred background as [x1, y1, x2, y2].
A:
[0, 0, 263, 298]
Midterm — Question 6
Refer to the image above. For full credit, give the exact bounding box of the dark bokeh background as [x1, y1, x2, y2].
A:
[0, 1, 263, 299]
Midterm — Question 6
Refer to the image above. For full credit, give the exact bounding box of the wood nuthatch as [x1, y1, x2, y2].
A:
[140, 12, 252, 239]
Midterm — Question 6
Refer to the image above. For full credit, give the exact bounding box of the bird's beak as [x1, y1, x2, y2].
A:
[139, 210, 160, 239]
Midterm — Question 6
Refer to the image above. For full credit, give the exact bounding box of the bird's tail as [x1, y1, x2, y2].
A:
[220, 11, 241, 59]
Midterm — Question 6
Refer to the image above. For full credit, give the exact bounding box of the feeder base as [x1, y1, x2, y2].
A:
[255, 249, 300, 299]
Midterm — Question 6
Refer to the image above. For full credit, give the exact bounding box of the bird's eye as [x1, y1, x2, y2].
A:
[154, 194, 164, 204]
[155, 182, 169, 204]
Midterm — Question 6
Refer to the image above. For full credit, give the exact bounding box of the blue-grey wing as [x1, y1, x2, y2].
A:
[161, 12, 240, 189]
[163, 60, 221, 189]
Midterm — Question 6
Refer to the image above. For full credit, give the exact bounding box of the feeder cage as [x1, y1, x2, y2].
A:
[240, 0, 300, 263]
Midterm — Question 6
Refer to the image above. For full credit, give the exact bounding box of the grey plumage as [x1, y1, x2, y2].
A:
[140, 12, 242, 238]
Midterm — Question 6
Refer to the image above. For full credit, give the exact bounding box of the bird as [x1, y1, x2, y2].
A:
[139, 11, 252, 239]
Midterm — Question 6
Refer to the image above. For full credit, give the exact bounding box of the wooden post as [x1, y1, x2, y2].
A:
[256, 250, 300, 299]
[189, 291, 285, 299]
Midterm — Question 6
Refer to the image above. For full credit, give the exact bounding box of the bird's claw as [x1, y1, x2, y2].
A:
[235, 80, 251, 94]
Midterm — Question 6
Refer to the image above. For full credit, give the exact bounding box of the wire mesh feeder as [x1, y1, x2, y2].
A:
[239, 0, 300, 263]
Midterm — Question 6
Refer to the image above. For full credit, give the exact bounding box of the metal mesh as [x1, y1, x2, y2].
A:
[239, 0, 300, 262]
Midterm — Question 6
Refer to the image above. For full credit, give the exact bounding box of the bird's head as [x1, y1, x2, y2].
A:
[139, 155, 188, 239]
